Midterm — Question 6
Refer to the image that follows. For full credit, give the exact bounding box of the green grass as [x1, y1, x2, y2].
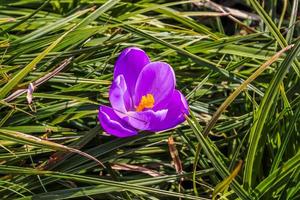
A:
[0, 0, 299, 199]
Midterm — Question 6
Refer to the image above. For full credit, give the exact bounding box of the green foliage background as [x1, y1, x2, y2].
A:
[0, 0, 299, 199]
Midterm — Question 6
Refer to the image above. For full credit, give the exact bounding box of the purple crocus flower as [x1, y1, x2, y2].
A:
[98, 47, 189, 137]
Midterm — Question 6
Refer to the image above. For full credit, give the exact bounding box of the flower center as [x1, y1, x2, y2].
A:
[136, 94, 155, 112]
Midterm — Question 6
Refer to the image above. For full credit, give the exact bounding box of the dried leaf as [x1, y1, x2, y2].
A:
[168, 135, 183, 175]
[112, 163, 162, 177]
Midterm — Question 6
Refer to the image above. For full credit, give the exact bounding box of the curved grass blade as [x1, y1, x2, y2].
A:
[212, 160, 243, 199]
[248, 0, 287, 47]
[14, 8, 91, 44]
[202, 44, 294, 137]
[248, 0, 300, 76]
[270, 105, 300, 173]
[0, 165, 210, 200]
[0, 129, 104, 168]
[0, 28, 74, 99]
[1, 0, 51, 34]
[77, 0, 120, 29]
[286, 0, 299, 43]
[252, 151, 300, 199]
[243, 40, 300, 189]
[15, 169, 214, 200]
[186, 115, 252, 200]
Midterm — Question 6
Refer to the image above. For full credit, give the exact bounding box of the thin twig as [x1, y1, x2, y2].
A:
[195, 0, 260, 21]
[4, 57, 73, 103]
[195, 0, 258, 33]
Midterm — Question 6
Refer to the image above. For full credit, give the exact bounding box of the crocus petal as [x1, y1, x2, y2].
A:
[114, 47, 150, 96]
[134, 62, 175, 109]
[149, 90, 189, 132]
[125, 109, 168, 130]
[109, 75, 133, 115]
[98, 105, 137, 138]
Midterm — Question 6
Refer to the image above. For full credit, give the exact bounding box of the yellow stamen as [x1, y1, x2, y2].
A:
[136, 94, 155, 112]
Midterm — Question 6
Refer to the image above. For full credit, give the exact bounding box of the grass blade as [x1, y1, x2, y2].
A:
[243, 40, 300, 188]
